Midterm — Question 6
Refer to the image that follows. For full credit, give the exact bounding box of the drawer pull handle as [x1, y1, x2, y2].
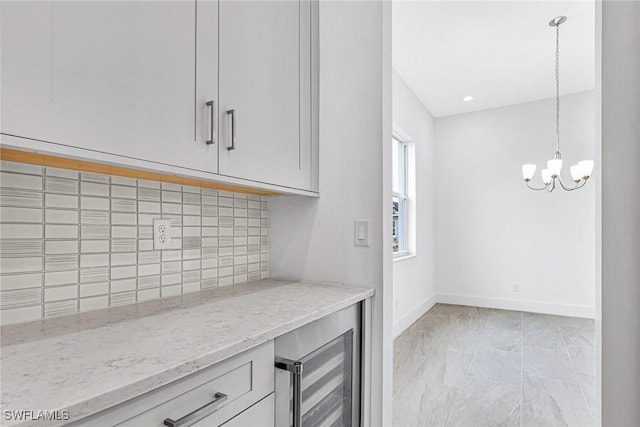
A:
[206, 100, 216, 145]
[163, 392, 228, 427]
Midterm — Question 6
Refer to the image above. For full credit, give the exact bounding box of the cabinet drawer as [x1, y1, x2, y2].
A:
[218, 393, 274, 427]
[72, 341, 274, 427]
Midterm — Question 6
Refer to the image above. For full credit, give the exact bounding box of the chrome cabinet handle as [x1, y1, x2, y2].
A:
[275, 358, 303, 427]
[163, 392, 228, 427]
[226, 109, 236, 151]
[206, 101, 216, 145]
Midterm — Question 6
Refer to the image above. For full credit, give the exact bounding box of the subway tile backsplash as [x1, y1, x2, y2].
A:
[0, 160, 269, 325]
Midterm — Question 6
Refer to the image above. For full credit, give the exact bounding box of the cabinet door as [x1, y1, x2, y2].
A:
[218, 0, 312, 191]
[0, 1, 218, 172]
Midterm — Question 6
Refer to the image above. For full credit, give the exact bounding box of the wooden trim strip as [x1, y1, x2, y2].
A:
[0, 147, 280, 196]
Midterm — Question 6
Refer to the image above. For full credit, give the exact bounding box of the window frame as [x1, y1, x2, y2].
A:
[392, 133, 410, 258]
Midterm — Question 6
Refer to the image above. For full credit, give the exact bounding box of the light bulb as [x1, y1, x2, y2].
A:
[541, 169, 552, 185]
[570, 165, 582, 182]
[579, 160, 594, 178]
[522, 164, 536, 181]
[547, 159, 563, 178]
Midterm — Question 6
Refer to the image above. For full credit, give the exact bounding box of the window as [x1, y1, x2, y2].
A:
[392, 136, 408, 255]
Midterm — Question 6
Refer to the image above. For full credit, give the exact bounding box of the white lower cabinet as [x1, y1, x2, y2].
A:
[71, 341, 274, 427]
[217, 394, 274, 427]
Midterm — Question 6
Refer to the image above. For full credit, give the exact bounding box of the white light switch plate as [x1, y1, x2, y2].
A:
[153, 218, 172, 250]
[354, 219, 369, 247]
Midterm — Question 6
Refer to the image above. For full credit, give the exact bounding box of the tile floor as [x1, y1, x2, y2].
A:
[392, 304, 595, 427]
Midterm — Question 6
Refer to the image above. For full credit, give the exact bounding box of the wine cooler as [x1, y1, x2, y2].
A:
[274, 304, 361, 427]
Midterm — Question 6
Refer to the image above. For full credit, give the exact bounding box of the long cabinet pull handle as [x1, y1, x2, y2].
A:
[275, 358, 304, 427]
[206, 101, 216, 145]
[163, 392, 228, 427]
[226, 109, 236, 151]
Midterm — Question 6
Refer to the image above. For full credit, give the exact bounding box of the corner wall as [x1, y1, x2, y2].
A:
[434, 92, 597, 318]
[269, 2, 392, 425]
[601, 1, 640, 424]
[392, 71, 437, 337]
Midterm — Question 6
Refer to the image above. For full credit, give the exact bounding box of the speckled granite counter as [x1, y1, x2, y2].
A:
[0, 280, 374, 426]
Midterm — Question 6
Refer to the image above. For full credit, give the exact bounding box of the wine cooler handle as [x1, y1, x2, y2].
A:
[275, 358, 304, 427]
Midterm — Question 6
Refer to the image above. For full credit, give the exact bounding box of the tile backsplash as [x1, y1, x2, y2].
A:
[0, 160, 269, 325]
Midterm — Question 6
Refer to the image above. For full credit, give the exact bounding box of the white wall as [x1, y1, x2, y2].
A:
[269, 1, 393, 425]
[392, 71, 437, 336]
[600, 1, 640, 424]
[434, 92, 596, 317]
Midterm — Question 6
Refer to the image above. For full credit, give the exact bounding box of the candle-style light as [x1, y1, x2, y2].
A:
[522, 16, 594, 192]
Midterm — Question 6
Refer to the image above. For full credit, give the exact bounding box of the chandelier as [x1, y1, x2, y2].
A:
[521, 16, 594, 192]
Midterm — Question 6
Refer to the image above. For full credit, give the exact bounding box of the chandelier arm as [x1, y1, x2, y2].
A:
[525, 181, 551, 191]
[557, 175, 578, 191]
[547, 179, 556, 193]
[557, 175, 588, 191]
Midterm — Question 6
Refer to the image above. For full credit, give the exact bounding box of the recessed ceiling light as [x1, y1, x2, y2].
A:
[463, 96, 474, 102]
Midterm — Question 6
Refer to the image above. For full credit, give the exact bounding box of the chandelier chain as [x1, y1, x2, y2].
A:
[555, 23, 560, 152]
[522, 16, 594, 193]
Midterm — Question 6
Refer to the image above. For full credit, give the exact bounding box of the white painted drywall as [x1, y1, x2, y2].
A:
[600, 2, 640, 425]
[593, 1, 602, 421]
[392, 71, 437, 337]
[434, 92, 596, 317]
[269, 1, 393, 425]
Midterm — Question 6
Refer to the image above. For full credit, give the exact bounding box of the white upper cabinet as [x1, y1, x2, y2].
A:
[0, 0, 218, 173]
[1, 0, 317, 194]
[218, 0, 316, 191]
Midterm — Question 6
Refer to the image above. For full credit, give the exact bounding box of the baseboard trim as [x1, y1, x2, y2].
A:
[393, 294, 438, 338]
[436, 293, 595, 319]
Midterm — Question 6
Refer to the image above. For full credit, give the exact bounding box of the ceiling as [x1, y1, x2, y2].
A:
[392, 1, 596, 117]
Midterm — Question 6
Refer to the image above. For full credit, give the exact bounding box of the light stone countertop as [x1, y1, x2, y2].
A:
[0, 280, 374, 426]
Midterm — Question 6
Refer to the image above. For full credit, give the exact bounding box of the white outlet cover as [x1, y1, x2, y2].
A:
[153, 218, 172, 250]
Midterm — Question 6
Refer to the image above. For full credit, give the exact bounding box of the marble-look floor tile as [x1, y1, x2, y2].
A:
[523, 313, 565, 350]
[393, 330, 414, 357]
[577, 373, 596, 415]
[446, 377, 521, 427]
[568, 345, 595, 376]
[522, 375, 594, 427]
[393, 307, 595, 427]
[561, 326, 595, 348]
[394, 329, 433, 357]
[393, 378, 454, 427]
[412, 349, 474, 389]
[430, 303, 465, 318]
[482, 325, 522, 351]
[523, 345, 578, 383]
[555, 315, 595, 330]
[412, 312, 454, 338]
[393, 350, 428, 395]
[523, 312, 559, 329]
[486, 309, 523, 331]
[454, 305, 492, 332]
[468, 346, 521, 386]
[434, 323, 485, 354]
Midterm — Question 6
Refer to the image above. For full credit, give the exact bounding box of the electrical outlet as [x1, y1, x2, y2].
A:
[513, 284, 520, 292]
[153, 218, 172, 250]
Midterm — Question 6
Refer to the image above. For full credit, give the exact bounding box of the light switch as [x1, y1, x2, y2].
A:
[354, 219, 369, 247]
